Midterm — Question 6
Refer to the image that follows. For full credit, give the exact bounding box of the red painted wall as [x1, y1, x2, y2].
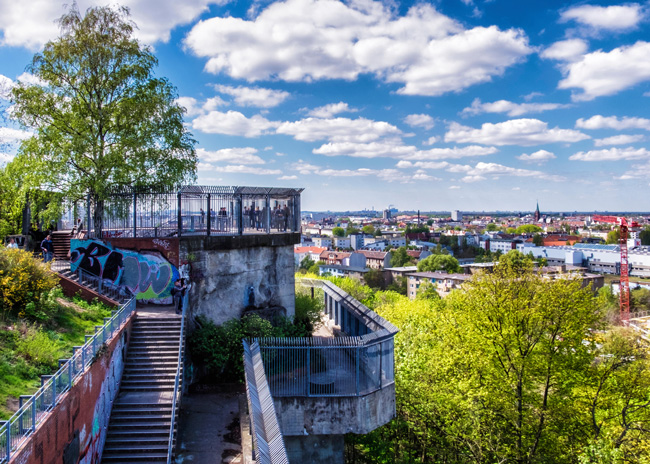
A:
[9, 315, 133, 464]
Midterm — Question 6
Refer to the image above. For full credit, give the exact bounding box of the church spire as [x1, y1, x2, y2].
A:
[534, 200, 541, 221]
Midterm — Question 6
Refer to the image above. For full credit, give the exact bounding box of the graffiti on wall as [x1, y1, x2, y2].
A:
[79, 333, 125, 463]
[70, 239, 179, 302]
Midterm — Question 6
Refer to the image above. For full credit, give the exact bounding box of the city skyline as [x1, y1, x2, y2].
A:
[1, 0, 650, 212]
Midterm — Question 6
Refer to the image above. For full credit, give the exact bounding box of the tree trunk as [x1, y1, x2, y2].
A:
[92, 194, 104, 239]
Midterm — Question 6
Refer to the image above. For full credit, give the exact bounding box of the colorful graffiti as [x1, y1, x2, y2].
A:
[70, 239, 179, 301]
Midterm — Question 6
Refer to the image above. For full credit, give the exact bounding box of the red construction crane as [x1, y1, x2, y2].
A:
[592, 215, 639, 323]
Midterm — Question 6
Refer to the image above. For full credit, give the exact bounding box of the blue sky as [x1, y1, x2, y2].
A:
[1, 0, 650, 212]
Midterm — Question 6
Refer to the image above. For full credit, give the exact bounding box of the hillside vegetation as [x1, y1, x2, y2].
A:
[305, 258, 650, 463]
[0, 247, 111, 419]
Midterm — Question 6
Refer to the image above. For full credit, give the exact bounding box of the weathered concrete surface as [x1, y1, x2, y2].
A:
[175, 389, 243, 464]
[274, 384, 396, 436]
[284, 435, 345, 464]
[182, 235, 298, 326]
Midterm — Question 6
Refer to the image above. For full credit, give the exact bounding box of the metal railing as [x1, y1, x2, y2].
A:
[256, 278, 397, 398]
[0, 297, 136, 462]
[82, 186, 303, 239]
[243, 340, 289, 464]
[50, 260, 128, 303]
[167, 285, 190, 464]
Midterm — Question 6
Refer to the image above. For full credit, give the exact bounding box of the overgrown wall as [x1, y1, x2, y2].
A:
[9, 316, 133, 464]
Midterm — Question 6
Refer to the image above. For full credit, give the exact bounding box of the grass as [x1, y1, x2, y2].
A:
[0, 293, 111, 420]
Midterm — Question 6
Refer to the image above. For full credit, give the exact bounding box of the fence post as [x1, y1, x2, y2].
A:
[206, 194, 211, 236]
[86, 192, 91, 239]
[237, 194, 243, 235]
[306, 346, 311, 397]
[133, 192, 137, 238]
[5, 420, 10, 460]
[356, 346, 360, 396]
[177, 192, 182, 237]
[265, 194, 271, 233]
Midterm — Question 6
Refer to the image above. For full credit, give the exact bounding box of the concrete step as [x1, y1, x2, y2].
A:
[110, 413, 172, 422]
[106, 428, 170, 438]
[110, 407, 174, 415]
[120, 385, 176, 392]
[101, 452, 168, 462]
[102, 443, 169, 454]
[107, 419, 172, 429]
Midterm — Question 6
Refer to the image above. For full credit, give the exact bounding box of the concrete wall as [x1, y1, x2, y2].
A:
[273, 384, 396, 436]
[284, 435, 344, 464]
[10, 315, 133, 464]
[181, 233, 300, 326]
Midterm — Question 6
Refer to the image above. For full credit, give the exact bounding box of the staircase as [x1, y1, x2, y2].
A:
[101, 315, 184, 463]
[51, 230, 72, 261]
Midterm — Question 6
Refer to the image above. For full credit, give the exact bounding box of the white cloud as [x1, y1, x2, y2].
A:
[454, 162, 565, 182]
[0, 0, 225, 49]
[560, 4, 644, 32]
[278, 175, 298, 180]
[0, 74, 14, 99]
[619, 161, 650, 179]
[203, 96, 228, 111]
[307, 102, 357, 118]
[555, 41, 650, 101]
[449, 185, 460, 189]
[0, 127, 32, 143]
[16, 72, 47, 87]
[191, 110, 278, 137]
[445, 119, 589, 146]
[176, 97, 203, 117]
[594, 134, 645, 146]
[313, 141, 416, 158]
[402, 145, 498, 161]
[569, 147, 650, 161]
[461, 98, 570, 117]
[541, 39, 589, 62]
[423, 136, 438, 145]
[207, 165, 283, 175]
[197, 147, 265, 164]
[184, 0, 531, 96]
[576, 115, 650, 131]
[276, 117, 402, 143]
[404, 114, 434, 130]
[396, 160, 449, 170]
[517, 149, 556, 163]
[214, 84, 290, 108]
[292, 160, 427, 182]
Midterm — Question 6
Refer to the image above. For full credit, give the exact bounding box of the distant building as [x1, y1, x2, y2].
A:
[406, 271, 471, 299]
[534, 202, 541, 222]
[350, 233, 365, 250]
[383, 209, 392, 220]
[357, 250, 392, 269]
[451, 210, 462, 221]
[333, 236, 351, 249]
[294, 246, 327, 266]
[312, 235, 333, 248]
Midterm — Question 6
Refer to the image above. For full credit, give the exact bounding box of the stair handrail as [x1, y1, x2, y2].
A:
[0, 297, 136, 463]
[167, 284, 190, 464]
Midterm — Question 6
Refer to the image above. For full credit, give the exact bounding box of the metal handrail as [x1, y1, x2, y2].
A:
[243, 340, 289, 464]
[166, 284, 190, 464]
[0, 297, 136, 463]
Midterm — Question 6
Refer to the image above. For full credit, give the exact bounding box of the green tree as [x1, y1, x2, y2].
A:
[486, 223, 498, 232]
[390, 247, 414, 268]
[299, 255, 315, 270]
[10, 5, 197, 235]
[346, 227, 360, 236]
[515, 224, 543, 234]
[640, 226, 650, 246]
[332, 226, 345, 237]
[362, 224, 376, 235]
[533, 233, 544, 246]
[415, 280, 440, 300]
[498, 249, 534, 273]
[364, 269, 385, 289]
[417, 254, 461, 274]
[606, 228, 620, 245]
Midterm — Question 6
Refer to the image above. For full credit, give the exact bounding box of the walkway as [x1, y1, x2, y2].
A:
[174, 387, 243, 464]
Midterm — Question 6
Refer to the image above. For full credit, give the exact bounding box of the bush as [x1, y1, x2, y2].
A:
[0, 247, 58, 320]
[15, 325, 63, 368]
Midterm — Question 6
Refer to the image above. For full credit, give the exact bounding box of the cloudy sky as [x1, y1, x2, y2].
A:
[1, 0, 650, 212]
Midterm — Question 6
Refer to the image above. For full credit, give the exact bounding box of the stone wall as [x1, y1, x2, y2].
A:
[181, 233, 299, 326]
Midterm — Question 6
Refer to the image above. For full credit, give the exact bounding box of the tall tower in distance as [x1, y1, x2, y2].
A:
[534, 201, 541, 222]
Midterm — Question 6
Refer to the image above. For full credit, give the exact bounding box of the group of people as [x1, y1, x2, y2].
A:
[242, 203, 291, 231]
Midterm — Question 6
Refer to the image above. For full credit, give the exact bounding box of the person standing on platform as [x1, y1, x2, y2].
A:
[41, 235, 54, 263]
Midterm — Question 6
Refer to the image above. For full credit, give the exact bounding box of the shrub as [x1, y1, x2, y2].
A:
[15, 325, 63, 368]
[0, 248, 58, 320]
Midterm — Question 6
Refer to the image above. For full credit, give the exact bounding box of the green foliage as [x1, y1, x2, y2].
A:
[346, 227, 361, 236]
[364, 269, 385, 290]
[294, 292, 324, 334]
[0, 247, 59, 320]
[416, 253, 461, 274]
[607, 228, 620, 245]
[10, 5, 196, 233]
[332, 227, 345, 237]
[189, 310, 315, 383]
[299, 255, 315, 270]
[348, 261, 650, 463]
[515, 224, 543, 234]
[640, 227, 650, 246]
[362, 225, 376, 235]
[15, 325, 63, 368]
[486, 222, 499, 231]
[415, 280, 440, 301]
[386, 276, 407, 295]
[390, 246, 414, 268]
[307, 262, 321, 275]
[404, 224, 429, 234]
[533, 232, 544, 246]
